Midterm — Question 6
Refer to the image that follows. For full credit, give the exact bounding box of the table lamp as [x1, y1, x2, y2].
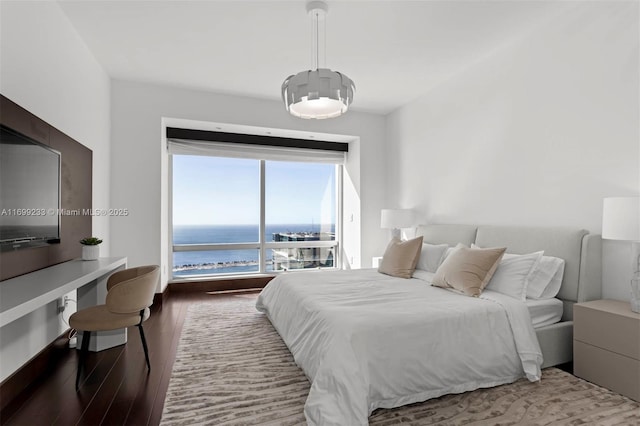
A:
[602, 196, 640, 312]
[381, 209, 416, 240]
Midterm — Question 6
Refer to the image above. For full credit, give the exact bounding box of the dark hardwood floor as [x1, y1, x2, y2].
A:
[0, 291, 259, 426]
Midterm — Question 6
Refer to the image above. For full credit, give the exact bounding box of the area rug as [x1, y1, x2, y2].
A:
[160, 299, 640, 425]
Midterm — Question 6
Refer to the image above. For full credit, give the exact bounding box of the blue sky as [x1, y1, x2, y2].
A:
[172, 156, 335, 225]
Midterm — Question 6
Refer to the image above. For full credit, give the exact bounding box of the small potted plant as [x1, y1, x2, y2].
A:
[80, 237, 103, 261]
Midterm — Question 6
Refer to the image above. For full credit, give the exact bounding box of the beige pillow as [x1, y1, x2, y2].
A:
[432, 244, 506, 297]
[378, 236, 424, 279]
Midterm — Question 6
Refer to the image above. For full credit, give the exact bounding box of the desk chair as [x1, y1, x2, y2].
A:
[69, 265, 159, 390]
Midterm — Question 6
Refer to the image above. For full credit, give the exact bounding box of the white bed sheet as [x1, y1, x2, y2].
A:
[526, 297, 564, 328]
[256, 269, 542, 426]
[414, 269, 564, 328]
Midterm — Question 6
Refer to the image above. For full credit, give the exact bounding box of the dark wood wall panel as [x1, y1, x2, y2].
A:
[48, 128, 92, 265]
[0, 246, 50, 281]
[0, 95, 93, 280]
[0, 97, 50, 146]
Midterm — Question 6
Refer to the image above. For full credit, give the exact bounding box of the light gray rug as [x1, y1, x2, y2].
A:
[161, 299, 640, 425]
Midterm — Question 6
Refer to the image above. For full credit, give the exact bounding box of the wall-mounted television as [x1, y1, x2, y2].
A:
[0, 125, 61, 250]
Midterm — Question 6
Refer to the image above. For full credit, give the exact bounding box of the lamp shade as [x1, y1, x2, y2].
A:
[381, 209, 416, 229]
[282, 69, 355, 119]
[602, 197, 640, 241]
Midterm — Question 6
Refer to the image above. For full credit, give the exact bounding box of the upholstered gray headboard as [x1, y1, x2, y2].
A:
[416, 224, 602, 321]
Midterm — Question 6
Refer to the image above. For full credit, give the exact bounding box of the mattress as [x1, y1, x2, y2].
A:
[526, 297, 563, 329]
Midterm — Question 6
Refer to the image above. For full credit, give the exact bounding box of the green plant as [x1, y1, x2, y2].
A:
[79, 237, 103, 246]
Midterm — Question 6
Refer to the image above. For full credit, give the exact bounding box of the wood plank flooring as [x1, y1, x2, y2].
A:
[0, 291, 258, 426]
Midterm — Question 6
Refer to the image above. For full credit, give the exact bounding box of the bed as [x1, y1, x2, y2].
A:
[256, 224, 602, 425]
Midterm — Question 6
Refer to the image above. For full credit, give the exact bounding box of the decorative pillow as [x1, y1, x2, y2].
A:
[432, 244, 506, 297]
[378, 236, 424, 279]
[526, 256, 565, 299]
[415, 243, 449, 273]
[485, 251, 544, 300]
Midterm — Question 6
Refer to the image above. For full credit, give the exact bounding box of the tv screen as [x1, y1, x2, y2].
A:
[0, 125, 61, 250]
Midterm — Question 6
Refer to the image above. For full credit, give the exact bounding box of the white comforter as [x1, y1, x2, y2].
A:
[256, 269, 542, 426]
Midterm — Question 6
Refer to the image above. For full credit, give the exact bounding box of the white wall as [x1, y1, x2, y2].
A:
[0, 1, 111, 382]
[110, 80, 387, 291]
[385, 1, 639, 300]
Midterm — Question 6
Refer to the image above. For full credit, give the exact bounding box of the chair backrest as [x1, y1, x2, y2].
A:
[106, 265, 159, 314]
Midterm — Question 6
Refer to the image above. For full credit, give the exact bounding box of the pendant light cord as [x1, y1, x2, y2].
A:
[323, 12, 326, 69]
[310, 6, 327, 70]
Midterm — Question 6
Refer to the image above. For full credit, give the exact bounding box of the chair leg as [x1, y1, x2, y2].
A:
[76, 330, 91, 391]
[138, 324, 151, 373]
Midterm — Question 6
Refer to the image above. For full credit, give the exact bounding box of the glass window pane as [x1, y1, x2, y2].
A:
[171, 155, 339, 278]
[173, 249, 260, 277]
[172, 156, 259, 278]
[173, 224, 259, 244]
[265, 161, 336, 244]
[172, 155, 260, 244]
[271, 246, 336, 271]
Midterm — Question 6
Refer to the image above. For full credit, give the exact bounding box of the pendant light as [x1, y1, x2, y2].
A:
[281, 0, 355, 119]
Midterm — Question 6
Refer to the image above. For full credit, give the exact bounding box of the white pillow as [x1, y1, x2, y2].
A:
[412, 269, 436, 284]
[415, 243, 448, 273]
[485, 251, 543, 300]
[526, 256, 565, 299]
[442, 246, 456, 260]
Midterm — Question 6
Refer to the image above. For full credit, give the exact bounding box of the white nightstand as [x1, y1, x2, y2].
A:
[372, 256, 383, 268]
[573, 299, 640, 402]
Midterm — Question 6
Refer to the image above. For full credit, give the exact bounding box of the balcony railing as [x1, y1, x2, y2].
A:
[172, 240, 338, 278]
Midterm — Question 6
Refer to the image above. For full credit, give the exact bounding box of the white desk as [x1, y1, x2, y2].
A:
[0, 257, 127, 351]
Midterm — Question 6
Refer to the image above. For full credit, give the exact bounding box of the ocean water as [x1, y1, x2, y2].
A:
[173, 224, 334, 276]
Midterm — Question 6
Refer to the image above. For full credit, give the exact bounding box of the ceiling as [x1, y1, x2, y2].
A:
[58, 0, 575, 115]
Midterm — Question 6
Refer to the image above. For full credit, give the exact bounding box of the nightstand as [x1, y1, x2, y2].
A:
[372, 256, 383, 268]
[573, 299, 640, 402]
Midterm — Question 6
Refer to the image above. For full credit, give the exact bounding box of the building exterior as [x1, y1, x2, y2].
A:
[272, 232, 335, 271]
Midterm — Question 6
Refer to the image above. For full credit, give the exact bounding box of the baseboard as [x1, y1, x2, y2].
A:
[0, 330, 70, 416]
[153, 286, 169, 308]
[168, 276, 274, 293]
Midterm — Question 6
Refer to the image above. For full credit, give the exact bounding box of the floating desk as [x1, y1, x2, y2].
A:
[0, 257, 127, 351]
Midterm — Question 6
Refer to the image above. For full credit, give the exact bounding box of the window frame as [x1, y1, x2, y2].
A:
[169, 156, 343, 280]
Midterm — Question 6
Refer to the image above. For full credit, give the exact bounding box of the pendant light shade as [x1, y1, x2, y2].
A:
[282, 1, 355, 119]
[282, 68, 355, 119]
